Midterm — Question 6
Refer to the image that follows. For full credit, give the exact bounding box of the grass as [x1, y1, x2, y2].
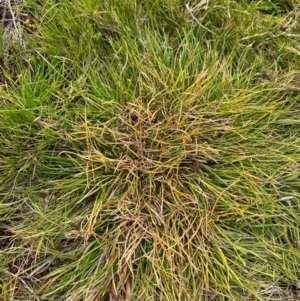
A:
[1, 0, 300, 300]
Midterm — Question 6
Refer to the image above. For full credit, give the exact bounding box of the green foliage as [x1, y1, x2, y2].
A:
[1, 0, 300, 300]
[243, 0, 296, 14]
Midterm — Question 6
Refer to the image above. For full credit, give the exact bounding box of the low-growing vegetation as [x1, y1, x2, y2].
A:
[1, 0, 300, 300]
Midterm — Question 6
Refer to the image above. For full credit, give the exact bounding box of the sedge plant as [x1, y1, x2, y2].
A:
[1, 0, 300, 300]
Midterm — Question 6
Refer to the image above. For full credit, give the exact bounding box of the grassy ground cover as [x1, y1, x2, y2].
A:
[1, 0, 300, 300]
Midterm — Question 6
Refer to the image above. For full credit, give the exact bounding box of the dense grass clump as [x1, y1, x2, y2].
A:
[1, 0, 300, 300]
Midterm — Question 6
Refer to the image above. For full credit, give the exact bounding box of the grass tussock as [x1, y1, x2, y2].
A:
[1, 0, 300, 300]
